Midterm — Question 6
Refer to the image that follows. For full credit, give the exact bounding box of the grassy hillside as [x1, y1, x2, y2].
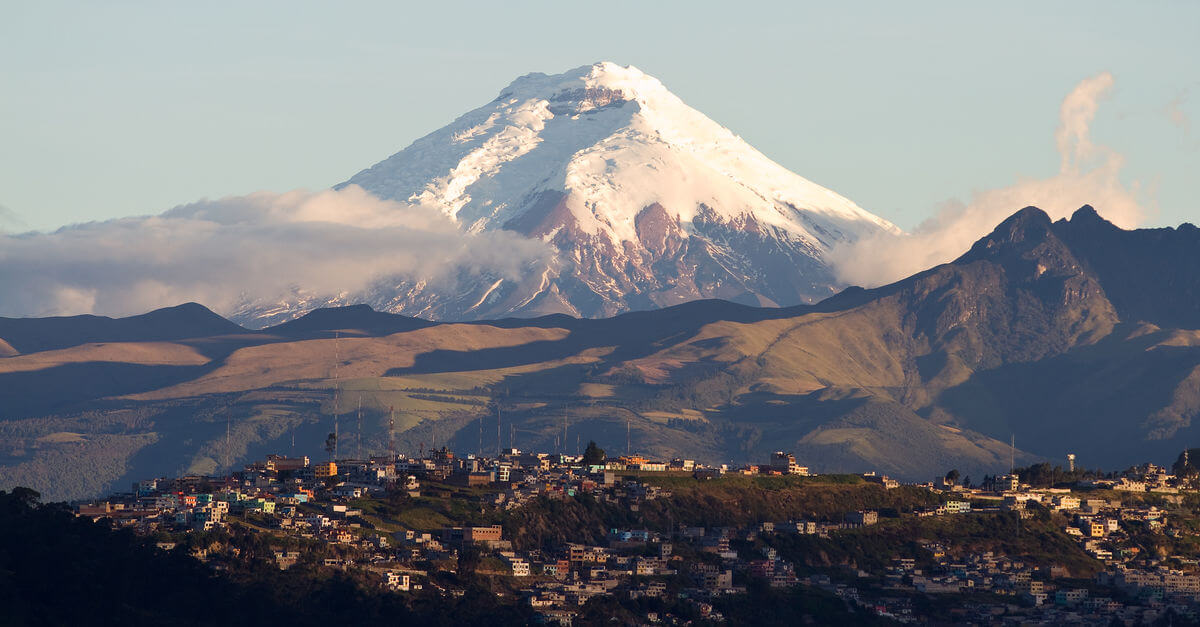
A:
[1, 208, 1198, 500]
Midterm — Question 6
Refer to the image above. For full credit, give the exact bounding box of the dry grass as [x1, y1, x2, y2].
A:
[131, 324, 570, 400]
[0, 342, 210, 374]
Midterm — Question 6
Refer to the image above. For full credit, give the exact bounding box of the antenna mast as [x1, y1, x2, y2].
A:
[387, 406, 396, 462]
[332, 332, 340, 461]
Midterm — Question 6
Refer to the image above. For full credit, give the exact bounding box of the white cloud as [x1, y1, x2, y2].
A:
[830, 72, 1151, 288]
[0, 185, 551, 319]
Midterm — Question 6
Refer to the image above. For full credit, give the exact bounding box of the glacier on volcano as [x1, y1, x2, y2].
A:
[237, 62, 899, 325]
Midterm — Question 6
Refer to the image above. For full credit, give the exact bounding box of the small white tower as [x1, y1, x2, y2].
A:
[1067, 453, 1076, 473]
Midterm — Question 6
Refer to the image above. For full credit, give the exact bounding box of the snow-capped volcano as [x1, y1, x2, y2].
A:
[243, 62, 899, 324]
[344, 62, 893, 243]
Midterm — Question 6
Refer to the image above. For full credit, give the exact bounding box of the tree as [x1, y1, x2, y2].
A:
[944, 469, 960, 485]
[582, 441, 606, 466]
[324, 432, 337, 460]
[457, 543, 481, 575]
[1172, 449, 1200, 477]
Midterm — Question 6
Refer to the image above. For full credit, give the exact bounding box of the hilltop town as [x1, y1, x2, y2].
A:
[54, 444, 1200, 625]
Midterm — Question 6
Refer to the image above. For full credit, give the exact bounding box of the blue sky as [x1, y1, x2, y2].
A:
[1, 1, 1196, 232]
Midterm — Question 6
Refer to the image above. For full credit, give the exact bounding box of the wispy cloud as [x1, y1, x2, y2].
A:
[0, 203, 25, 232]
[830, 72, 1151, 288]
[0, 186, 551, 319]
[1166, 88, 1197, 149]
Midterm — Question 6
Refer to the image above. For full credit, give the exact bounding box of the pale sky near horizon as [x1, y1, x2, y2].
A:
[1, 1, 1197, 233]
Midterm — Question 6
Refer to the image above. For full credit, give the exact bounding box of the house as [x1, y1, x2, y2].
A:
[76, 503, 112, 518]
[845, 510, 879, 527]
[332, 484, 365, 499]
[266, 454, 309, 472]
[634, 557, 669, 576]
[567, 544, 609, 564]
[505, 556, 530, 577]
[443, 525, 504, 546]
[669, 459, 695, 471]
[1114, 478, 1147, 492]
[1055, 588, 1089, 605]
[541, 559, 570, 578]
[943, 500, 972, 515]
[383, 571, 410, 591]
[691, 564, 734, 591]
[313, 462, 338, 479]
[274, 551, 298, 570]
[769, 452, 809, 476]
[1052, 495, 1081, 511]
[792, 520, 818, 534]
[448, 470, 493, 487]
[865, 474, 900, 489]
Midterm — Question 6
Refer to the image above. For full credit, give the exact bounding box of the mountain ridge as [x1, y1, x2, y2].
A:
[0, 302, 246, 355]
[2, 207, 1198, 500]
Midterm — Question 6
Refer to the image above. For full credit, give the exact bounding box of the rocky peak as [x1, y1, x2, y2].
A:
[956, 206, 1066, 269]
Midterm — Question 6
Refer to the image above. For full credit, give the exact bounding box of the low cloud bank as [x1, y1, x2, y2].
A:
[0, 186, 550, 319]
[830, 72, 1151, 288]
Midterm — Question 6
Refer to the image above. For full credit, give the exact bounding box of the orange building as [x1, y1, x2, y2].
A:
[313, 462, 338, 478]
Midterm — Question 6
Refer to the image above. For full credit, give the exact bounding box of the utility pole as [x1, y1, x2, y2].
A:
[626, 419, 631, 456]
[497, 402, 502, 458]
[357, 396, 363, 460]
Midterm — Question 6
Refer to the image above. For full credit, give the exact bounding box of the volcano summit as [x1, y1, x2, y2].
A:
[236, 62, 898, 325]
